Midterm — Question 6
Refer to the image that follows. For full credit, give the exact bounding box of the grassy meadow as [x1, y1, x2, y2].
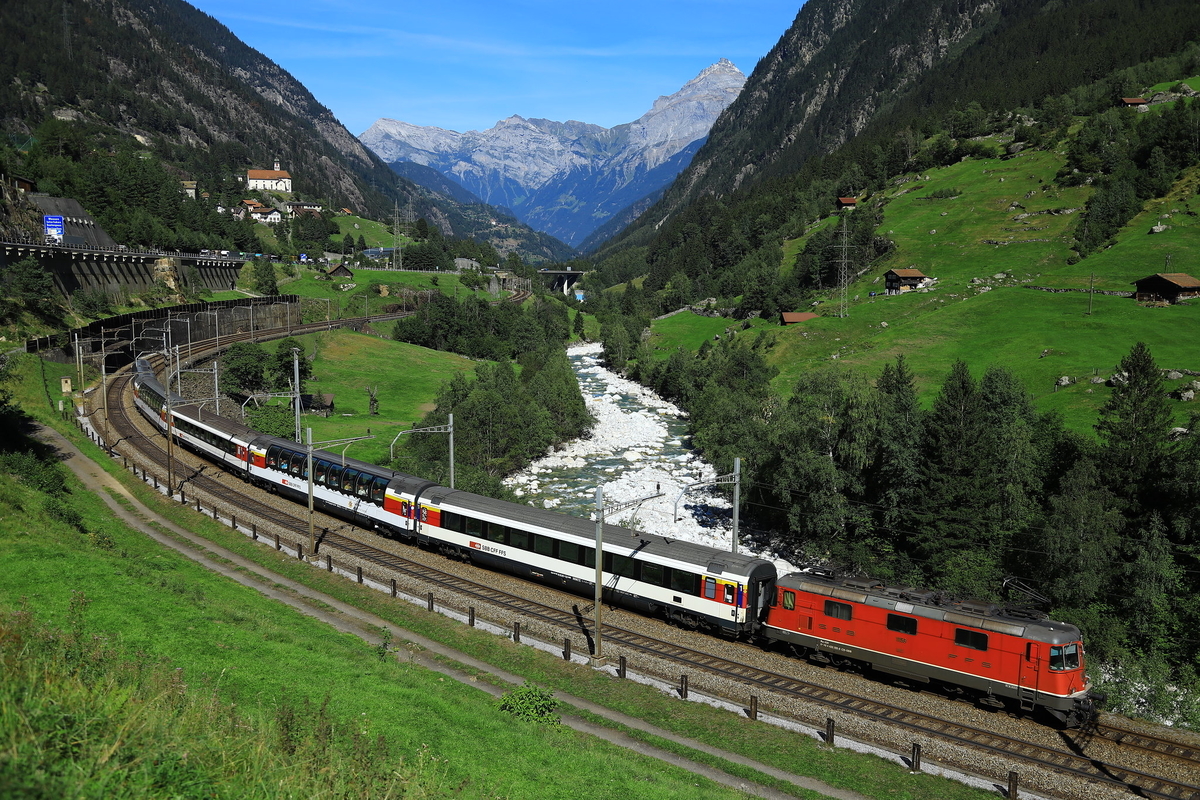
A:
[653, 142, 1200, 433]
[276, 328, 479, 464]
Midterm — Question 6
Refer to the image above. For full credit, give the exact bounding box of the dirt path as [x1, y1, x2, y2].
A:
[43, 423, 868, 800]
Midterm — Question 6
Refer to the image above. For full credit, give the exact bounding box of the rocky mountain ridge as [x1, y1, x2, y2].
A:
[360, 59, 746, 247]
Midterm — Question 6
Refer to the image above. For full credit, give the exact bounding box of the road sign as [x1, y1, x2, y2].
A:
[43, 215, 64, 240]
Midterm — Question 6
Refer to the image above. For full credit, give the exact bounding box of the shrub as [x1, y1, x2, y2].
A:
[498, 681, 560, 726]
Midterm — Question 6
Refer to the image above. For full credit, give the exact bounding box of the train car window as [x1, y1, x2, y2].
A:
[607, 554, 636, 578]
[353, 473, 371, 497]
[783, 590, 796, 610]
[440, 512, 463, 533]
[266, 446, 280, 468]
[314, 461, 330, 485]
[509, 528, 529, 550]
[582, 547, 595, 568]
[1049, 644, 1079, 671]
[954, 629, 988, 651]
[723, 584, 735, 604]
[640, 562, 664, 587]
[704, 577, 717, 599]
[465, 516, 483, 536]
[371, 478, 387, 505]
[558, 540, 580, 563]
[824, 600, 853, 621]
[533, 535, 555, 558]
[341, 469, 360, 493]
[327, 465, 344, 489]
[887, 614, 918, 635]
[669, 568, 698, 595]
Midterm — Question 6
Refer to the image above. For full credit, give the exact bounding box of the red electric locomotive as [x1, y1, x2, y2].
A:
[762, 571, 1099, 726]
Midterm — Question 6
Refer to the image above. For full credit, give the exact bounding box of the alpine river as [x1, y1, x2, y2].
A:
[503, 343, 795, 573]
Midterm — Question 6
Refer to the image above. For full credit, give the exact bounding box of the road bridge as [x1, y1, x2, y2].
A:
[537, 268, 586, 296]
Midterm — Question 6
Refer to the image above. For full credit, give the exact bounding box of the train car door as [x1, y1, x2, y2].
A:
[1018, 642, 1041, 710]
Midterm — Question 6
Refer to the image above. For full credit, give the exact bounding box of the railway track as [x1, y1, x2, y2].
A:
[96, 322, 1200, 800]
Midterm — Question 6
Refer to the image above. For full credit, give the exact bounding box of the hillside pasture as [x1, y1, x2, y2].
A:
[252, 328, 478, 465]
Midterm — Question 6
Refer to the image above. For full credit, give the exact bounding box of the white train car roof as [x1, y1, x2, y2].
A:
[251, 433, 438, 496]
[421, 486, 776, 580]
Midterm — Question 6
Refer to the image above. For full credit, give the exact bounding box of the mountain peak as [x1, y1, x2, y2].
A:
[359, 62, 745, 247]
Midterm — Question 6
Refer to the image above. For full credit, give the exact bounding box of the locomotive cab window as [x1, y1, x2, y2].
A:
[824, 600, 852, 621]
[1049, 643, 1080, 671]
[782, 590, 796, 611]
[887, 614, 917, 635]
[954, 629, 988, 651]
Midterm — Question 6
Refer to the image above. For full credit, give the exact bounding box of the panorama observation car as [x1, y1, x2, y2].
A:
[131, 359, 1101, 725]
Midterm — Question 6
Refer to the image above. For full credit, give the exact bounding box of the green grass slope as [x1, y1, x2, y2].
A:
[735, 139, 1200, 432]
[254, 329, 478, 464]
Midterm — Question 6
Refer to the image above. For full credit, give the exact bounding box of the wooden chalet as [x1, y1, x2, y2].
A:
[836, 197, 858, 209]
[1119, 97, 1148, 108]
[327, 264, 354, 279]
[885, 268, 930, 294]
[1131, 273, 1200, 303]
[781, 311, 819, 325]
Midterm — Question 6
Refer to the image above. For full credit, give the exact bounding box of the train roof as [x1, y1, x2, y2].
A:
[776, 572, 1082, 644]
[174, 403, 259, 440]
[421, 486, 776, 578]
[252, 434, 437, 496]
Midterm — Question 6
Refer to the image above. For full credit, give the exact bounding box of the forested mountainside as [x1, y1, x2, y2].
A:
[0, 0, 572, 261]
[601, 0, 1200, 260]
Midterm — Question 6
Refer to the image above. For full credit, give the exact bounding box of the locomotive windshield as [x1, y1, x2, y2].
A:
[1049, 643, 1081, 671]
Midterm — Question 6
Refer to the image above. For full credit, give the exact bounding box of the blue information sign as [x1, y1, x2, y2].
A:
[43, 215, 65, 238]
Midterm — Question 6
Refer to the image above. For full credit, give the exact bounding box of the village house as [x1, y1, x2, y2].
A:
[836, 197, 858, 210]
[326, 264, 354, 279]
[885, 268, 933, 294]
[1132, 273, 1200, 303]
[246, 160, 293, 192]
[249, 206, 282, 224]
[1119, 97, 1149, 109]
[286, 201, 323, 217]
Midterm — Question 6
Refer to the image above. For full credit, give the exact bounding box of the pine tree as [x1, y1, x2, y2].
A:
[1095, 342, 1172, 513]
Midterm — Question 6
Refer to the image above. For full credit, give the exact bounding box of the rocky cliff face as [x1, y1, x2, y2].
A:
[360, 59, 746, 247]
[660, 0, 1000, 209]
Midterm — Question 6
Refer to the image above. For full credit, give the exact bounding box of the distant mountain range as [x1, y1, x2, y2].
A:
[359, 60, 746, 248]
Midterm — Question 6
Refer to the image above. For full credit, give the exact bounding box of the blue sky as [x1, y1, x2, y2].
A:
[185, 0, 802, 135]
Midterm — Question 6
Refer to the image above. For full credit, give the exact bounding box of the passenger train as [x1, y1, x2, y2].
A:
[132, 359, 1101, 726]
